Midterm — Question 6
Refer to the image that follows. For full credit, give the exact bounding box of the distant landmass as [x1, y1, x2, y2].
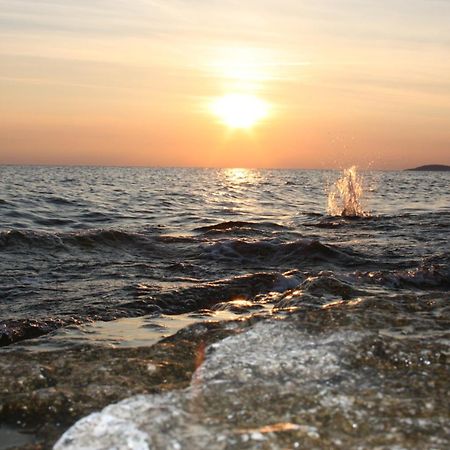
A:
[406, 164, 450, 172]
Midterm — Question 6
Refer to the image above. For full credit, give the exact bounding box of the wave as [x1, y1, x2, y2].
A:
[147, 272, 298, 314]
[194, 220, 286, 233]
[304, 215, 381, 230]
[124, 270, 304, 317]
[0, 270, 300, 346]
[205, 238, 362, 267]
[357, 265, 450, 290]
[304, 221, 343, 229]
[44, 196, 81, 207]
[0, 228, 158, 252]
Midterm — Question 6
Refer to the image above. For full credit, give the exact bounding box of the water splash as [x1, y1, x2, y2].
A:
[327, 166, 368, 217]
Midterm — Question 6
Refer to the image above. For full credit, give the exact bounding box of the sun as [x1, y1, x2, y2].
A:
[210, 93, 270, 129]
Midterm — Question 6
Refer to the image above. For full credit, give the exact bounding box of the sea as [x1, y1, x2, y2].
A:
[0, 166, 449, 449]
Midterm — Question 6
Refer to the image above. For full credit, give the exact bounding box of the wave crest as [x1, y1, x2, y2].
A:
[0, 229, 156, 252]
[206, 238, 358, 266]
[195, 221, 286, 233]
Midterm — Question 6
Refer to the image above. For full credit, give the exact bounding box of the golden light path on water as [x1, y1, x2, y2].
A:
[223, 167, 258, 184]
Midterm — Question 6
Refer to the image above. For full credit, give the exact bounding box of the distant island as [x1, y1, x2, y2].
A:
[406, 164, 450, 171]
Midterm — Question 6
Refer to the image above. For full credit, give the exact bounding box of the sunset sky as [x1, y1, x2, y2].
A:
[1, 0, 449, 169]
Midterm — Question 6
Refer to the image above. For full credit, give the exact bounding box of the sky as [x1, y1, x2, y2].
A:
[1, 0, 449, 169]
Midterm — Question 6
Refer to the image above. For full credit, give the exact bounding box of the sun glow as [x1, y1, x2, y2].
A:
[210, 47, 275, 87]
[210, 94, 270, 129]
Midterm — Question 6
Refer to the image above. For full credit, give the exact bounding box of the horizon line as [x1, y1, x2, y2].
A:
[1, 162, 449, 171]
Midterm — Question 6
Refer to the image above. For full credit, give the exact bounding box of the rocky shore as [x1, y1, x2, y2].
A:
[1, 286, 448, 449]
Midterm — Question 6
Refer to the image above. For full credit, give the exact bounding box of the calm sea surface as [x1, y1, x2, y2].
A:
[0, 166, 449, 449]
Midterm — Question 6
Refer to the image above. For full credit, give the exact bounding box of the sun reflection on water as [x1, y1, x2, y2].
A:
[223, 168, 258, 184]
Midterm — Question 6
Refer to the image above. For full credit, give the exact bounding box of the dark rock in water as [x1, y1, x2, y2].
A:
[295, 273, 367, 299]
[406, 164, 450, 171]
[0, 318, 80, 347]
[273, 273, 370, 311]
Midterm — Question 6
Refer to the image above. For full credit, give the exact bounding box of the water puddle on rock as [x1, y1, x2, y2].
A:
[13, 307, 271, 352]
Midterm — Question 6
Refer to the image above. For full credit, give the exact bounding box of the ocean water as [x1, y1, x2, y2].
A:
[0, 166, 449, 449]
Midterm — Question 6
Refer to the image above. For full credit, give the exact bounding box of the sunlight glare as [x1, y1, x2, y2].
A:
[210, 94, 270, 129]
[223, 168, 261, 186]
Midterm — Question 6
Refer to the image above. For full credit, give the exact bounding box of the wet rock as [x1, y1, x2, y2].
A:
[0, 319, 81, 347]
[273, 273, 369, 310]
[3, 291, 449, 449]
[212, 298, 268, 315]
[0, 321, 243, 449]
[54, 309, 450, 450]
[298, 273, 366, 299]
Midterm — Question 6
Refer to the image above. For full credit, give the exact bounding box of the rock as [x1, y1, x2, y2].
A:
[2, 291, 448, 449]
[0, 321, 242, 449]
[54, 304, 449, 450]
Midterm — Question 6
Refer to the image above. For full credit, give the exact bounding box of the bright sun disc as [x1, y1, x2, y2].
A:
[211, 94, 270, 129]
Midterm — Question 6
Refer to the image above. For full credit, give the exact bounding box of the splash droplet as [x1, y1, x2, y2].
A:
[327, 166, 368, 217]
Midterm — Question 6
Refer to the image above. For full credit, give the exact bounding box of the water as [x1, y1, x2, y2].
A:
[327, 165, 367, 217]
[0, 166, 449, 449]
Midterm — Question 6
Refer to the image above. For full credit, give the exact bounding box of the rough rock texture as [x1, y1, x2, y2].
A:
[2, 290, 449, 449]
[54, 303, 449, 450]
[0, 320, 243, 450]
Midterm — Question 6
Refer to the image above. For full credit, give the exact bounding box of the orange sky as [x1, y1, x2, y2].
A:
[1, 0, 449, 169]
